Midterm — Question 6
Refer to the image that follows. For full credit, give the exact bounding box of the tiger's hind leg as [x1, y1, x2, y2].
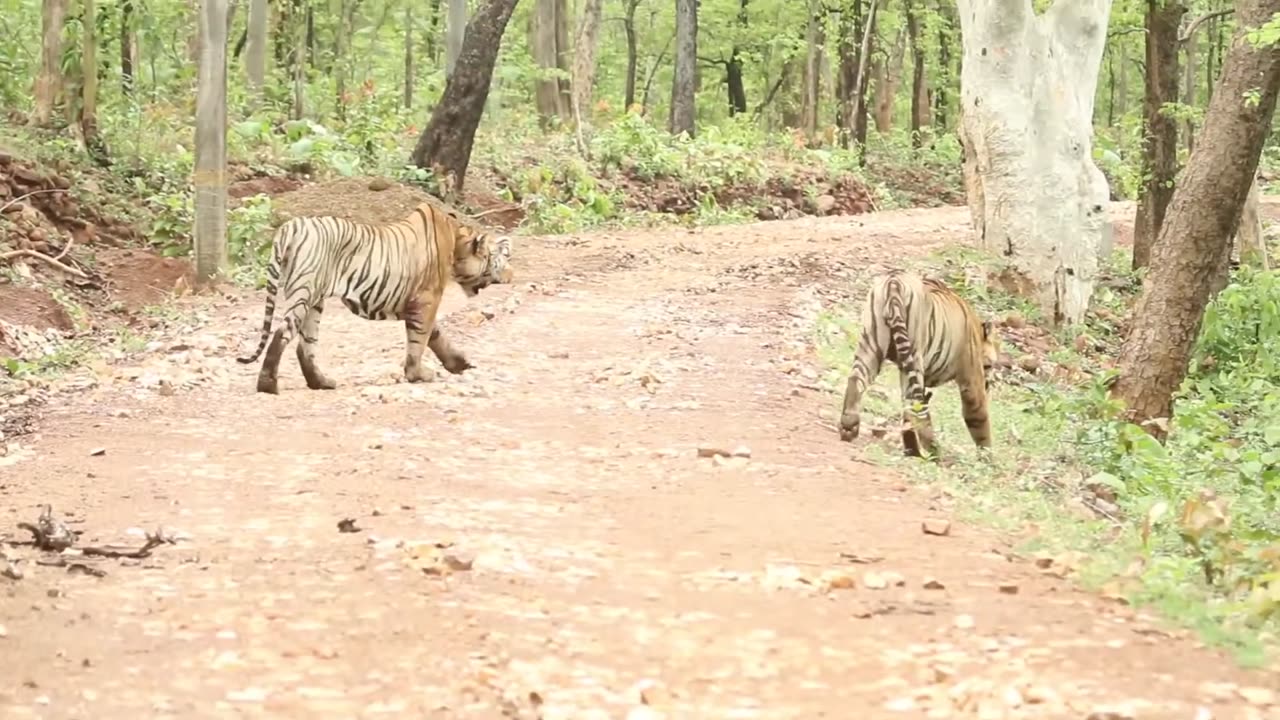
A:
[429, 328, 473, 375]
[898, 372, 937, 459]
[400, 293, 442, 383]
[256, 300, 308, 394]
[295, 301, 338, 390]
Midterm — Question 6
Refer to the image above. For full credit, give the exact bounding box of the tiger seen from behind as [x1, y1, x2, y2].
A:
[838, 269, 999, 459]
[236, 202, 514, 394]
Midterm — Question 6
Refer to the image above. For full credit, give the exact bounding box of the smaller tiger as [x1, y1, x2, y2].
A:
[838, 269, 998, 459]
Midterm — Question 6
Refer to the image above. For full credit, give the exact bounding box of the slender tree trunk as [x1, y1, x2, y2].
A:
[850, 0, 878, 158]
[571, 0, 606, 128]
[403, 1, 414, 109]
[445, 0, 466, 77]
[906, 0, 928, 146]
[554, 0, 571, 113]
[957, 0, 1114, 326]
[1116, 44, 1129, 117]
[623, 0, 640, 110]
[195, 0, 231, 286]
[1133, 0, 1187, 271]
[1112, 0, 1280, 435]
[1236, 171, 1269, 270]
[801, 0, 823, 139]
[933, 0, 953, 130]
[670, 0, 698, 136]
[291, 1, 306, 120]
[1183, 27, 1198, 152]
[32, 0, 67, 126]
[121, 0, 136, 95]
[410, 0, 521, 197]
[426, 0, 441, 63]
[80, 0, 110, 165]
[873, 25, 905, 132]
[530, 0, 569, 123]
[246, 0, 267, 99]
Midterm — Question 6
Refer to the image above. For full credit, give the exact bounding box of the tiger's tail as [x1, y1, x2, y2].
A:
[235, 223, 292, 364]
[883, 276, 928, 410]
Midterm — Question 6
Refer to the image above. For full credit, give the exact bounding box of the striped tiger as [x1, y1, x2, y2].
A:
[837, 269, 998, 458]
[236, 202, 514, 395]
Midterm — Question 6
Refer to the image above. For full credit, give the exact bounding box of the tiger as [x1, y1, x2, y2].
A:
[235, 202, 514, 395]
[837, 269, 998, 459]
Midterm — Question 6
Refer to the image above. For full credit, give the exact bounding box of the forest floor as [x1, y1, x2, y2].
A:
[3, 188, 1280, 719]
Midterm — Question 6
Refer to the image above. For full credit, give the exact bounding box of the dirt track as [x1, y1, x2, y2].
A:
[2, 205, 1276, 718]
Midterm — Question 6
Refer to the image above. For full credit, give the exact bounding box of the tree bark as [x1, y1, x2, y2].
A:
[1112, 0, 1280, 435]
[801, 0, 824, 139]
[956, 0, 1114, 326]
[403, 1, 414, 108]
[571, 0, 606, 127]
[1132, 0, 1186, 271]
[873, 25, 905, 132]
[410, 0, 521, 197]
[622, 0, 641, 110]
[445, 0, 466, 77]
[1237, 171, 1269, 270]
[121, 0, 136, 95]
[530, 0, 569, 123]
[853, 1, 877, 156]
[670, 0, 698, 136]
[246, 0, 267, 99]
[80, 0, 109, 166]
[195, 0, 230, 286]
[933, 0, 954, 130]
[32, 0, 67, 126]
[906, 0, 929, 146]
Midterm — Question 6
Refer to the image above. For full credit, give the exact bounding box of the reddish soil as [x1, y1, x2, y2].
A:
[1, 201, 1276, 718]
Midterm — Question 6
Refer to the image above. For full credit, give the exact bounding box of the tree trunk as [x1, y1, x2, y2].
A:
[32, 0, 67, 126]
[530, 0, 569, 124]
[623, 0, 640, 110]
[1237, 171, 1269, 270]
[195, 0, 230, 286]
[852, 0, 878, 158]
[121, 0, 136, 95]
[801, 0, 823, 139]
[1133, 0, 1186, 271]
[80, 0, 109, 166]
[291, 0, 306, 120]
[933, 0, 954, 130]
[403, 2, 414, 108]
[246, 0, 267, 99]
[956, 0, 1114, 326]
[1183, 26, 1197, 152]
[1115, 44, 1129, 118]
[670, 0, 698, 136]
[445, 0, 466, 77]
[410, 0, 521, 198]
[571, 0, 606, 128]
[1111, 0, 1280, 436]
[873, 25, 905, 132]
[906, 0, 928, 146]
[334, 0, 361, 119]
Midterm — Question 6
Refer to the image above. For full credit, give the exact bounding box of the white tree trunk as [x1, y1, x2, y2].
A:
[246, 0, 267, 97]
[445, 0, 467, 79]
[956, 0, 1113, 326]
[1236, 172, 1269, 271]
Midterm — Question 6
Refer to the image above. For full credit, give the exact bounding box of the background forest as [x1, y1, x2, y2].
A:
[7, 0, 1280, 665]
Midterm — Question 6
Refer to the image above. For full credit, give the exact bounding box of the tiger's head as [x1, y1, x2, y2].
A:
[452, 229, 513, 298]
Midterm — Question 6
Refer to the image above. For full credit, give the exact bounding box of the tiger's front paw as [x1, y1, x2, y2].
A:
[404, 363, 436, 383]
[838, 413, 859, 442]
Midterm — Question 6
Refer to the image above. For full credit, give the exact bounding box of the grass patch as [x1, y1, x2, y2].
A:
[814, 244, 1280, 667]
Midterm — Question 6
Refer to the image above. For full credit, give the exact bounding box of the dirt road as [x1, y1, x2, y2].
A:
[1, 206, 1274, 719]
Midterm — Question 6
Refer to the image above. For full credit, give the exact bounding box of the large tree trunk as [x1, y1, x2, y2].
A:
[410, 0, 520, 198]
[801, 0, 823, 139]
[1132, 0, 1187, 271]
[906, 0, 929, 146]
[956, 0, 1113, 326]
[670, 0, 697, 136]
[873, 25, 905, 132]
[246, 0, 268, 99]
[194, 0, 231, 286]
[530, 0, 569, 124]
[1111, 0, 1280, 436]
[445, 0, 466, 77]
[571, 0, 606, 128]
[32, 0, 67, 126]
[622, 0, 641, 110]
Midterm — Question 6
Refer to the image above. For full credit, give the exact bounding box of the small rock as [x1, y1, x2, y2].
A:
[636, 679, 671, 706]
[922, 577, 946, 590]
[953, 614, 975, 630]
[814, 194, 838, 215]
[367, 177, 393, 191]
[0, 623, 7, 638]
[997, 583, 1019, 595]
[89, 447, 106, 457]
[818, 570, 856, 592]
[1085, 708, 1135, 720]
[922, 519, 951, 536]
[862, 572, 888, 590]
[883, 696, 917, 712]
[1017, 355, 1041, 373]
[337, 518, 361, 533]
[1003, 312, 1026, 329]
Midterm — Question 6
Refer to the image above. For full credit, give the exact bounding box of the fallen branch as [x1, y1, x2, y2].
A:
[0, 248, 89, 279]
[78, 532, 174, 559]
[470, 206, 516, 220]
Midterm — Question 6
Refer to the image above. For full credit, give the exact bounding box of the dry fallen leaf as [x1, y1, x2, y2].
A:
[922, 519, 951, 536]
